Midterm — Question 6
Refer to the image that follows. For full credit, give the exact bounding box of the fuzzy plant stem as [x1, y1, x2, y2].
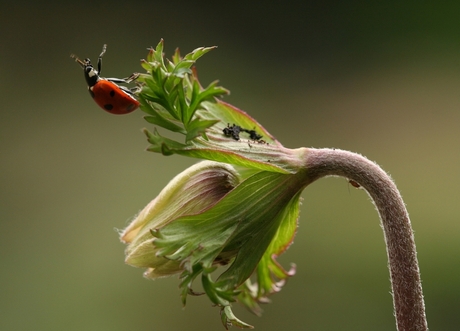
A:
[303, 148, 427, 331]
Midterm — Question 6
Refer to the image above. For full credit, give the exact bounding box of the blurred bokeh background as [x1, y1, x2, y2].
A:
[1, 1, 459, 330]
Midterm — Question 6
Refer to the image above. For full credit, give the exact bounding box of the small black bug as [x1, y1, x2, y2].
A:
[243, 129, 263, 141]
[223, 124, 242, 140]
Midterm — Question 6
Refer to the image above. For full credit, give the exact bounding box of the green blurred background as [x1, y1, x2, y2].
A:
[1, 1, 459, 330]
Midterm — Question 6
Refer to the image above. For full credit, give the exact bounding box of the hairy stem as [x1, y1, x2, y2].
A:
[303, 148, 427, 331]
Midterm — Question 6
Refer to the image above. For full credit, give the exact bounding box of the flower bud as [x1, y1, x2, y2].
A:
[120, 161, 240, 278]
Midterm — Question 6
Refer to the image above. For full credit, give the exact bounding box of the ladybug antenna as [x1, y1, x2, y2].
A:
[70, 54, 87, 68]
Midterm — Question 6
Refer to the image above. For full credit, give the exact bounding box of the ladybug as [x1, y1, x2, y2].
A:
[71, 44, 140, 114]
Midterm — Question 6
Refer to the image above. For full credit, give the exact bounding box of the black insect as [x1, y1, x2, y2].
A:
[223, 124, 242, 140]
[223, 123, 264, 142]
[242, 129, 262, 141]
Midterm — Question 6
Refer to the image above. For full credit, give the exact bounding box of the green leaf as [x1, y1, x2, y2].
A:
[171, 47, 182, 65]
[152, 39, 166, 67]
[221, 306, 254, 329]
[142, 101, 306, 173]
[236, 280, 265, 317]
[140, 59, 152, 71]
[185, 118, 219, 142]
[174, 82, 188, 123]
[144, 115, 186, 134]
[153, 170, 307, 287]
[143, 128, 188, 156]
[256, 191, 300, 297]
[187, 80, 229, 123]
[138, 41, 307, 174]
[140, 96, 186, 134]
[179, 263, 205, 306]
[184, 46, 217, 62]
[202, 273, 234, 306]
[170, 60, 194, 78]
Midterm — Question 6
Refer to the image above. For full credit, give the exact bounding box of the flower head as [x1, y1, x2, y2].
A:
[121, 160, 308, 328]
[120, 40, 310, 329]
[120, 161, 239, 278]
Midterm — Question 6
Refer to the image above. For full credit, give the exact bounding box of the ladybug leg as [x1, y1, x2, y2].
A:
[97, 44, 107, 75]
[116, 85, 132, 94]
[129, 85, 142, 94]
[115, 84, 141, 96]
[106, 73, 140, 84]
[124, 72, 140, 83]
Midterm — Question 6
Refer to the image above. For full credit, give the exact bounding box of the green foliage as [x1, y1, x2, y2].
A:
[137, 39, 227, 141]
[137, 40, 306, 174]
[150, 170, 307, 328]
[124, 40, 311, 328]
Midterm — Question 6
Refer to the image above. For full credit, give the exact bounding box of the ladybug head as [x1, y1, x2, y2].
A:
[71, 45, 107, 87]
[82, 58, 100, 87]
[71, 54, 100, 87]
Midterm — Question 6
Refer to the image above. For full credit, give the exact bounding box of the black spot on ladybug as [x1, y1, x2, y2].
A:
[104, 104, 114, 111]
[109, 90, 115, 97]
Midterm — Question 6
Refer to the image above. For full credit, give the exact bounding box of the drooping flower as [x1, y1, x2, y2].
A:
[121, 40, 310, 329]
[120, 159, 308, 328]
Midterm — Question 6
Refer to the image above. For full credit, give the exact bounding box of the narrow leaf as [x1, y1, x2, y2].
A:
[185, 118, 220, 142]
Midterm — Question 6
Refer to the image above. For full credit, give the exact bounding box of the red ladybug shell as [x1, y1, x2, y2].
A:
[90, 80, 140, 115]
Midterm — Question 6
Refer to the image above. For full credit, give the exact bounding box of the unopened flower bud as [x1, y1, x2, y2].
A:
[120, 161, 239, 278]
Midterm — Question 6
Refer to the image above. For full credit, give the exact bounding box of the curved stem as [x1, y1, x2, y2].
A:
[303, 148, 427, 331]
